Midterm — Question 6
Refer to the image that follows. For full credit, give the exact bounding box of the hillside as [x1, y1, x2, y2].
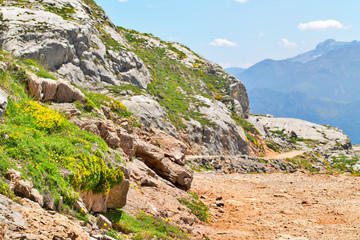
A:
[227, 39, 360, 143]
[0, 0, 254, 239]
[0, 0, 360, 239]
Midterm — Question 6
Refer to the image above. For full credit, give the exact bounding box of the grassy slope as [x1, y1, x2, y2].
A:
[0, 52, 190, 239]
[0, 54, 125, 205]
[117, 28, 228, 129]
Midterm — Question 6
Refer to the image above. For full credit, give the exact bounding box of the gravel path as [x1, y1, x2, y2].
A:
[191, 172, 360, 240]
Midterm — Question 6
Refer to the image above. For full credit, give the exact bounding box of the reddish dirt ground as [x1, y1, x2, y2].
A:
[191, 172, 360, 240]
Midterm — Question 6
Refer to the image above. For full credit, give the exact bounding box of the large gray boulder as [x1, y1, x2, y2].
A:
[190, 95, 248, 155]
[0, 88, 8, 117]
[121, 95, 178, 137]
[0, 2, 152, 89]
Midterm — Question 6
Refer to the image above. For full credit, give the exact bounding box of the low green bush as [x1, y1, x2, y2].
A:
[178, 191, 209, 222]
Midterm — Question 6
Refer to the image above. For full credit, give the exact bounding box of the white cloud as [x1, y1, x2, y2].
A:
[234, 0, 248, 2]
[297, 19, 348, 31]
[259, 33, 265, 37]
[278, 38, 298, 48]
[209, 39, 238, 47]
[118, 0, 128, 2]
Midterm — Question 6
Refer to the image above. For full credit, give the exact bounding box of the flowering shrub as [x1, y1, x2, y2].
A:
[84, 92, 132, 119]
[23, 101, 66, 132]
[110, 99, 132, 118]
[84, 98, 96, 112]
[70, 155, 124, 194]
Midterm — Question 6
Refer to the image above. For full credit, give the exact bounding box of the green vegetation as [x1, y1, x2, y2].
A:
[231, 112, 259, 135]
[0, 56, 124, 205]
[296, 138, 318, 148]
[266, 140, 280, 152]
[84, 91, 132, 119]
[121, 28, 229, 129]
[100, 33, 126, 52]
[178, 191, 209, 223]
[0, 177, 19, 202]
[285, 153, 319, 173]
[332, 155, 360, 173]
[21, 59, 56, 79]
[107, 84, 145, 96]
[167, 44, 187, 60]
[186, 161, 214, 172]
[269, 130, 286, 135]
[105, 210, 189, 240]
[44, 4, 76, 20]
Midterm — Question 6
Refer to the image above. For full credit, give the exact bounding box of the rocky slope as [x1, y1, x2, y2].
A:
[0, 0, 250, 156]
[0, 0, 359, 239]
[0, 0, 252, 238]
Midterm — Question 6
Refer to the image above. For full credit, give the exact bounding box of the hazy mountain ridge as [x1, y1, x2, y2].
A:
[227, 39, 360, 143]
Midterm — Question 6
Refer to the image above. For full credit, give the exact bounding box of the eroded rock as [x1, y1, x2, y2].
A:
[0, 87, 8, 117]
[136, 141, 193, 190]
[27, 71, 85, 103]
[96, 215, 112, 230]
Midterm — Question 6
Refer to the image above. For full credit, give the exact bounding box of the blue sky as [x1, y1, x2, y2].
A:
[94, 0, 360, 69]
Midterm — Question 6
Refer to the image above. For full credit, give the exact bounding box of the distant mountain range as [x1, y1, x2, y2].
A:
[226, 39, 360, 143]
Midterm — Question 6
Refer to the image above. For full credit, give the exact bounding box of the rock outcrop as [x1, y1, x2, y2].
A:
[121, 95, 178, 137]
[248, 115, 351, 150]
[27, 71, 85, 102]
[0, 87, 8, 117]
[0, 194, 91, 239]
[124, 159, 199, 227]
[0, 0, 152, 89]
[6, 169, 44, 207]
[73, 116, 194, 191]
[0, 0, 250, 157]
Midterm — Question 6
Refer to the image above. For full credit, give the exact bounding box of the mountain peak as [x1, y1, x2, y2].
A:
[315, 39, 336, 49]
[289, 39, 359, 64]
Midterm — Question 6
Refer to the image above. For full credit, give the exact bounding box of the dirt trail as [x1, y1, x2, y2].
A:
[191, 172, 360, 240]
[266, 150, 305, 160]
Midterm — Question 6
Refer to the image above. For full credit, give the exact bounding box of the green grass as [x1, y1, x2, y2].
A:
[332, 155, 360, 173]
[269, 130, 286, 135]
[266, 140, 280, 152]
[121, 28, 229, 129]
[231, 112, 259, 135]
[21, 59, 56, 79]
[167, 44, 187, 60]
[186, 161, 214, 172]
[107, 84, 145, 96]
[100, 33, 126, 52]
[0, 57, 124, 205]
[178, 191, 209, 223]
[104, 210, 189, 240]
[84, 91, 132, 119]
[285, 153, 319, 173]
[44, 4, 76, 20]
